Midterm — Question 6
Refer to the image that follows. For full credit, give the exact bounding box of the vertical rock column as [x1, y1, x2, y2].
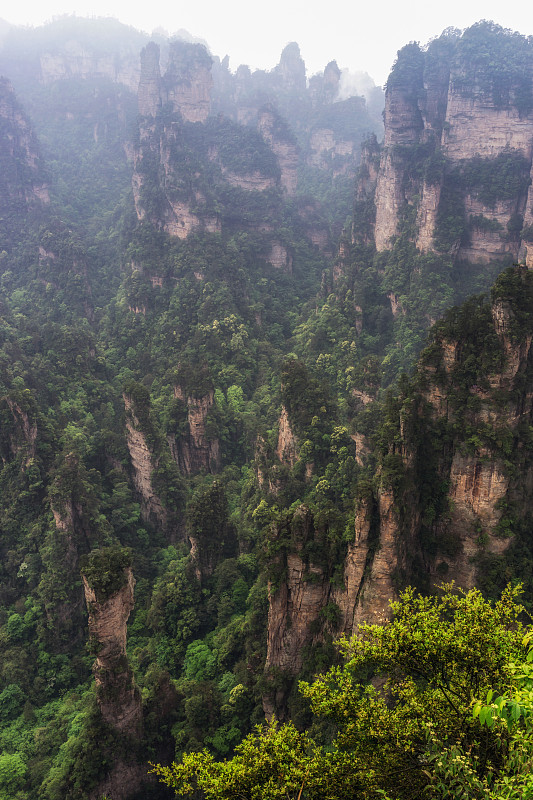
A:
[82, 550, 142, 737]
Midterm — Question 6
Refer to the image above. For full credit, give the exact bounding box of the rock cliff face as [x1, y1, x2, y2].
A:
[371, 28, 533, 263]
[275, 42, 307, 93]
[0, 395, 38, 467]
[0, 18, 146, 91]
[39, 45, 140, 91]
[82, 557, 145, 800]
[264, 267, 533, 714]
[0, 78, 49, 223]
[138, 40, 213, 123]
[258, 106, 299, 195]
[275, 406, 298, 466]
[133, 41, 223, 237]
[268, 241, 293, 272]
[123, 393, 167, 528]
[169, 386, 220, 475]
[83, 566, 142, 735]
[373, 45, 425, 250]
[162, 41, 213, 123]
[138, 41, 161, 117]
[307, 127, 358, 177]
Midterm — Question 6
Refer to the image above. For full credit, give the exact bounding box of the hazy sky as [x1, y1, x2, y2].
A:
[4, 0, 533, 85]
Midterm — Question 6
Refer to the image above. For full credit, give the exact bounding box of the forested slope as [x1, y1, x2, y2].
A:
[0, 17, 532, 800]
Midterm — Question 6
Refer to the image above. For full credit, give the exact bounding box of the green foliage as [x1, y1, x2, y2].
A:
[491, 265, 533, 342]
[0, 752, 26, 798]
[154, 585, 526, 800]
[80, 546, 131, 603]
[5, 16, 533, 796]
[454, 21, 533, 114]
[454, 151, 531, 208]
[387, 42, 424, 90]
[152, 719, 334, 800]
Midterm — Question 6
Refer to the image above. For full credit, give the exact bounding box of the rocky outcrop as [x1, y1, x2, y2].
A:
[162, 41, 213, 123]
[222, 169, 276, 192]
[39, 46, 140, 91]
[417, 270, 533, 585]
[374, 45, 424, 250]
[263, 506, 330, 717]
[0, 395, 38, 467]
[0, 78, 49, 218]
[336, 490, 406, 630]
[258, 107, 299, 195]
[83, 564, 142, 736]
[415, 182, 441, 253]
[276, 406, 298, 466]
[138, 42, 161, 117]
[264, 268, 533, 716]
[275, 42, 306, 93]
[356, 134, 380, 201]
[82, 552, 145, 800]
[133, 41, 221, 237]
[442, 92, 533, 161]
[169, 387, 220, 475]
[371, 27, 533, 262]
[267, 241, 293, 272]
[263, 487, 414, 715]
[308, 127, 358, 177]
[123, 394, 167, 527]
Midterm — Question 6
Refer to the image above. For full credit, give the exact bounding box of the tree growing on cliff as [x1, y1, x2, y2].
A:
[153, 584, 527, 799]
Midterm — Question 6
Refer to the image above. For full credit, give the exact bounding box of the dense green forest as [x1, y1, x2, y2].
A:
[0, 15, 533, 800]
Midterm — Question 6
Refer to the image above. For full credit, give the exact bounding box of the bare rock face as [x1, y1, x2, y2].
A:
[276, 406, 298, 466]
[307, 127, 358, 178]
[169, 387, 220, 475]
[443, 454, 509, 587]
[356, 134, 380, 201]
[82, 552, 145, 800]
[418, 275, 533, 588]
[263, 506, 331, 717]
[138, 39, 214, 122]
[268, 241, 293, 272]
[39, 44, 140, 91]
[415, 181, 442, 253]
[263, 492, 413, 716]
[83, 565, 142, 736]
[374, 48, 424, 249]
[163, 199, 205, 239]
[442, 87, 533, 161]
[222, 168, 276, 192]
[258, 107, 299, 195]
[341, 490, 404, 629]
[138, 41, 161, 117]
[123, 393, 167, 527]
[0, 78, 49, 212]
[162, 41, 213, 123]
[371, 31, 533, 262]
[324, 60, 341, 91]
[132, 41, 219, 237]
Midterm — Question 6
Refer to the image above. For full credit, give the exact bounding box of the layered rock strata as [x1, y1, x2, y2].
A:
[371, 31, 533, 263]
